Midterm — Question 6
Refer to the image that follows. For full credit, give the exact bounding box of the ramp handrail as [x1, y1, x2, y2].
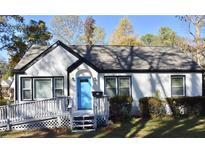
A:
[0, 96, 72, 126]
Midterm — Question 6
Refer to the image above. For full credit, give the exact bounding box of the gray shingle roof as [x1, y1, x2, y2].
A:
[14, 45, 49, 70]
[14, 42, 203, 71]
[68, 45, 202, 71]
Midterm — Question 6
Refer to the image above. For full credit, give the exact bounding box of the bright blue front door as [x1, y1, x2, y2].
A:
[77, 77, 92, 110]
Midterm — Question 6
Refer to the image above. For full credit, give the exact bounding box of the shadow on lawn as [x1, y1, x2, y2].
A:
[145, 117, 205, 138]
[79, 117, 205, 138]
[1, 117, 205, 138]
[80, 119, 149, 138]
[17, 128, 70, 138]
[20, 129, 59, 138]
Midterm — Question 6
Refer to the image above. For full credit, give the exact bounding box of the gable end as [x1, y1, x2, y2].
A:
[13, 40, 100, 73]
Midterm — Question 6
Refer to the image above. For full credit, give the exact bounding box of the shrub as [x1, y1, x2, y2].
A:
[139, 97, 166, 118]
[0, 99, 8, 106]
[166, 96, 205, 117]
[154, 90, 161, 99]
[109, 95, 132, 122]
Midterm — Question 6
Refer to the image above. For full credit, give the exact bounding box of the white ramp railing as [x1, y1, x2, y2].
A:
[94, 95, 109, 125]
[0, 97, 72, 129]
[0, 106, 7, 125]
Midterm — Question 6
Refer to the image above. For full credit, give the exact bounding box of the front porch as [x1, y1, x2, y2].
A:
[69, 93, 109, 132]
[0, 96, 109, 132]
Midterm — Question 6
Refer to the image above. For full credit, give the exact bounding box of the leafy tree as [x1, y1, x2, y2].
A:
[24, 20, 52, 45]
[109, 17, 143, 46]
[141, 27, 177, 47]
[80, 16, 105, 45]
[0, 69, 1, 98]
[8, 20, 52, 73]
[51, 16, 83, 45]
[0, 56, 7, 100]
[0, 56, 7, 74]
[117, 35, 144, 46]
[0, 16, 24, 79]
[8, 20, 52, 60]
[92, 26, 105, 44]
[51, 16, 105, 45]
[83, 16, 95, 45]
[0, 16, 24, 51]
[175, 36, 195, 55]
[141, 34, 158, 46]
[0, 16, 52, 78]
[178, 15, 205, 65]
[159, 26, 176, 47]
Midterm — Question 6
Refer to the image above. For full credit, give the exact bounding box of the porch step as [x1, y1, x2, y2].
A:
[73, 120, 94, 123]
[73, 116, 94, 120]
[73, 124, 94, 127]
[71, 114, 96, 133]
[72, 129, 95, 133]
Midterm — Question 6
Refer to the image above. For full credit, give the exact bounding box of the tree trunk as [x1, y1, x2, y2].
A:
[195, 21, 202, 65]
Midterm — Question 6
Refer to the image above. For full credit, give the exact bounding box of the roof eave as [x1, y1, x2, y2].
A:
[12, 69, 25, 74]
[100, 69, 205, 73]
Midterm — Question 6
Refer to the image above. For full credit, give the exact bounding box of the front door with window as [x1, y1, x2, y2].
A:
[77, 77, 92, 110]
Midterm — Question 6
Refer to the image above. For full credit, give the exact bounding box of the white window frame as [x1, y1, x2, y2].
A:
[33, 78, 53, 100]
[22, 78, 32, 101]
[118, 77, 131, 96]
[104, 76, 131, 97]
[171, 75, 186, 97]
[105, 77, 118, 96]
[54, 78, 64, 97]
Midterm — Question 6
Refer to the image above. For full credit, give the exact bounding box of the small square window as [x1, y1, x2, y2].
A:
[55, 89, 63, 97]
[22, 79, 31, 89]
[22, 90, 31, 100]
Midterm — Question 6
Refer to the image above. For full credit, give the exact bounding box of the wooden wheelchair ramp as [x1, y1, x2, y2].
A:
[0, 96, 110, 133]
[0, 97, 72, 131]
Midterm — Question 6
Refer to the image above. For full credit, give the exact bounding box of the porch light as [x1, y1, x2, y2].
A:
[72, 77, 75, 81]
[93, 77, 97, 81]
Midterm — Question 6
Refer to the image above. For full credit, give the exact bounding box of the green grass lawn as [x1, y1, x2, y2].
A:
[1, 117, 205, 138]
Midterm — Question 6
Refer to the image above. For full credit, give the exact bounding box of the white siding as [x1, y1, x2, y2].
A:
[16, 46, 78, 103]
[99, 73, 202, 113]
[26, 46, 78, 76]
[131, 73, 202, 99]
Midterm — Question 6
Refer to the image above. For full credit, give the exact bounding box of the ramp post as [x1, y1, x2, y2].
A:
[6, 105, 11, 131]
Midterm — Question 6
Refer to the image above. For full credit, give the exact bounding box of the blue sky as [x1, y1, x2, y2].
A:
[24, 15, 191, 40]
[1, 15, 193, 61]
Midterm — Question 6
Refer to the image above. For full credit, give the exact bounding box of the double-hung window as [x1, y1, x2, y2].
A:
[119, 77, 131, 96]
[105, 76, 131, 97]
[105, 77, 117, 97]
[22, 78, 32, 100]
[171, 75, 185, 96]
[54, 78, 64, 97]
